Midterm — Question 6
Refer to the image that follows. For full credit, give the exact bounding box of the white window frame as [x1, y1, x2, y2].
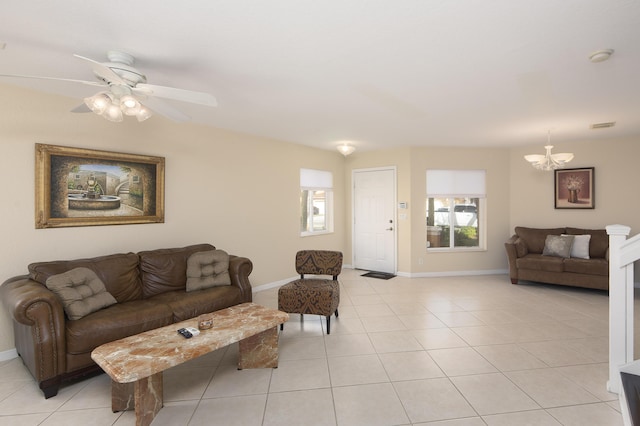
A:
[426, 169, 487, 251]
[300, 168, 334, 236]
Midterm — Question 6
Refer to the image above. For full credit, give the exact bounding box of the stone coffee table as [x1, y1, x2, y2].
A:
[91, 302, 289, 426]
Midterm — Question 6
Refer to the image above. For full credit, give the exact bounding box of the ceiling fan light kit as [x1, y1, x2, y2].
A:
[524, 131, 574, 171]
[84, 91, 151, 122]
[1, 50, 217, 123]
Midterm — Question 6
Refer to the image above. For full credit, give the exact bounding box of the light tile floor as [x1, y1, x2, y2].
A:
[0, 270, 632, 425]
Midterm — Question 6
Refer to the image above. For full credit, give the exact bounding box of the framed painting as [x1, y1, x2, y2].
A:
[35, 143, 165, 228]
[554, 167, 594, 209]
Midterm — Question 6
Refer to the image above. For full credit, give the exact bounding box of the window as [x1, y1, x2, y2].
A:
[426, 169, 486, 250]
[300, 168, 333, 236]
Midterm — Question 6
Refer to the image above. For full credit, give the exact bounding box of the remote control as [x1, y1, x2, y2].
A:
[185, 327, 200, 336]
[177, 328, 193, 339]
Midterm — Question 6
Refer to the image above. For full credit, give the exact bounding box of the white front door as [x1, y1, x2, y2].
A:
[353, 168, 396, 273]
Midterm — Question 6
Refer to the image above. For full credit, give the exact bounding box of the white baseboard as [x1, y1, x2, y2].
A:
[252, 276, 299, 293]
[0, 348, 18, 362]
[253, 268, 509, 292]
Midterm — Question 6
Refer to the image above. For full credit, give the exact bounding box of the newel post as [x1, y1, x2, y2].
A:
[607, 224, 632, 394]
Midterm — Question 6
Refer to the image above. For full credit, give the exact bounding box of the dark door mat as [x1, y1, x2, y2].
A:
[361, 271, 396, 280]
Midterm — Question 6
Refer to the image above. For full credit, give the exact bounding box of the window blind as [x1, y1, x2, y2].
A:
[426, 169, 486, 197]
[300, 168, 333, 189]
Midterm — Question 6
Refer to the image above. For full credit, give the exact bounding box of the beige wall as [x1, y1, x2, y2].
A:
[343, 148, 413, 272]
[509, 135, 640, 279]
[509, 137, 640, 235]
[344, 146, 511, 275]
[0, 84, 346, 353]
[344, 139, 640, 277]
[410, 146, 512, 275]
[2, 83, 640, 356]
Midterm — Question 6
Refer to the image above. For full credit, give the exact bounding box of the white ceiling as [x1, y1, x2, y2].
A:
[1, 0, 639, 152]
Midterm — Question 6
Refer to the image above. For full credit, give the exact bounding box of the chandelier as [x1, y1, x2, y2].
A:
[524, 131, 574, 171]
[84, 86, 152, 122]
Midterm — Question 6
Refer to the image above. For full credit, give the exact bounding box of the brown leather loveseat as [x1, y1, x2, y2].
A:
[0, 243, 253, 398]
[504, 227, 609, 290]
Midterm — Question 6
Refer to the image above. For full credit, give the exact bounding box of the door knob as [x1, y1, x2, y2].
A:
[386, 227, 393, 231]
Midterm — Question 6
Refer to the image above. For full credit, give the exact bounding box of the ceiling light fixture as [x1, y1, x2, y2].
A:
[83, 88, 153, 122]
[589, 49, 614, 63]
[337, 143, 356, 156]
[524, 131, 574, 171]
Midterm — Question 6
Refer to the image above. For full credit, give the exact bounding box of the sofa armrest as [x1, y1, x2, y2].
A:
[228, 255, 253, 302]
[504, 235, 527, 284]
[0, 276, 66, 386]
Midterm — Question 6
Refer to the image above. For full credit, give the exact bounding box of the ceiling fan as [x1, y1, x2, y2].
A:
[0, 50, 217, 122]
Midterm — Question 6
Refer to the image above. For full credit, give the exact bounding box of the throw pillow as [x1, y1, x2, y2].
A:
[562, 234, 591, 259]
[542, 235, 575, 258]
[186, 250, 231, 292]
[45, 267, 117, 320]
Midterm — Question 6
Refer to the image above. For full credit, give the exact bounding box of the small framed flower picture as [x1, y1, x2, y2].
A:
[554, 167, 595, 209]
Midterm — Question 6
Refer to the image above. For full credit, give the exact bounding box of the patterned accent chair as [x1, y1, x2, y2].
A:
[278, 250, 342, 334]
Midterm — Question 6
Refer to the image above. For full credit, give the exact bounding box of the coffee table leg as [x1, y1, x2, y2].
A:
[238, 326, 279, 369]
[135, 373, 163, 426]
[112, 381, 134, 412]
[111, 373, 163, 426]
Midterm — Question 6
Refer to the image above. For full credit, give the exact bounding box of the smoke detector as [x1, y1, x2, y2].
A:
[589, 49, 614, 63]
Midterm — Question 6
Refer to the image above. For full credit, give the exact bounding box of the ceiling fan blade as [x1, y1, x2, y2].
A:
[134, 83, 217, 107]
[141, 97, 190, 122]
[0, 73, 105, 88]
[71, 103, 91, 113]
[73, 54, 128, 86]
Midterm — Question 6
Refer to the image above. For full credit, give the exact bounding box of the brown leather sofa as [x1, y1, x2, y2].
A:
[504, 227, 609, 290]
[0, 243, 253, 398]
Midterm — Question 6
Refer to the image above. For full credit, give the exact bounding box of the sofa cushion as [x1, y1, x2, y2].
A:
[515, 227, 566, 254]
[65, 299, 174, 355]
[29, 252, 143, 303]
[45, 267, 117, 320]
[149, 286, 242, 322]
[139, 244, 216, 298]
[563, 258, 609, 276]
[516, 254, 565, 273]
[186, 250, 231, 291]
[562, 234, 591, 259]
[565, 228, 608, 258]
[542, 235, 574, 258]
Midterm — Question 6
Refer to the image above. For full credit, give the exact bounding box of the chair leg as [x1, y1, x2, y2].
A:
[326, 315, 331, 334]
[335, 308, 339, 318]
[280, 323, 283, 331]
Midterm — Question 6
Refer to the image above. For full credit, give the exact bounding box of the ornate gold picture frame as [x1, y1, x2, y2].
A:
[35, 143, 165, 228]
